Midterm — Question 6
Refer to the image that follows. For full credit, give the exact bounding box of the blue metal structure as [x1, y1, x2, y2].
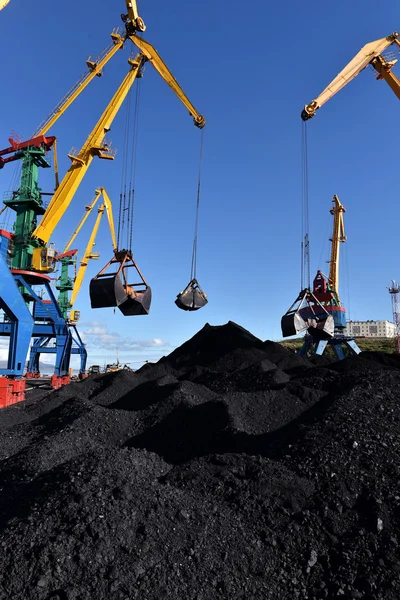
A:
[0, 253, 34, 377]
[0, 229, 87, 402]
[27, 325, 87, 378]
[298, 333, 361, 359]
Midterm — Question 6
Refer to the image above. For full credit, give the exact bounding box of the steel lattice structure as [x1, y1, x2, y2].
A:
[388, 280, 400, 353]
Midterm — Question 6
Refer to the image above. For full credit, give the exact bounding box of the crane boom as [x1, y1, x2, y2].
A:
[328, 195, 346, 298]
[60, 187, 117, 309]
[32, 54, 144, 245]
[34, 32, 126, 137]
[64, 189, 102, 252]
[129, 35, 206, 128]
[100, 187, 118, 251]
[302, 32, 400, 120]
[69, 203, 103, 307]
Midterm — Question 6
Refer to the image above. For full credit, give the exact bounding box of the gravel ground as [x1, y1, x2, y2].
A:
[0, 321, 399, 599]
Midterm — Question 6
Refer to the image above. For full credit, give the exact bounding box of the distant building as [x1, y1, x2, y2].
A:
[344, 320, 396, 338]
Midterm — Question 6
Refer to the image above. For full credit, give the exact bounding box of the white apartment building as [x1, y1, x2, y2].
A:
[344, 320, 396, 338]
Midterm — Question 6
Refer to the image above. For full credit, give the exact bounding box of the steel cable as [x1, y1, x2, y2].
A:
[190, 129, 204, 281]
[301, 122, 310, 289]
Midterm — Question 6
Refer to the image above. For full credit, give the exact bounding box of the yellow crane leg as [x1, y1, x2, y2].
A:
[32, 54, 144, 245]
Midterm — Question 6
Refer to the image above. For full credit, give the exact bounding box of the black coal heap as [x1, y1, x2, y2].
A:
[1, 321, 400, 600]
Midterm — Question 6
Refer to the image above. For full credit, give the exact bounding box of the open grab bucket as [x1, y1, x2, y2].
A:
[281, 312, 309, 338]
[281, 289, 334, 339]
[89, 250, 151, 316]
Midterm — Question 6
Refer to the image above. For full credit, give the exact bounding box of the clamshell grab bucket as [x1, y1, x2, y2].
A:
[281, 312, 308, 338]
[281, 289, 334, 339]
[175, 278, 208, 311]
[307, 314, 334, 340]
[89, 250, 151, 316]
[119, 286, 152, 316]
[89, 274, 127, 309]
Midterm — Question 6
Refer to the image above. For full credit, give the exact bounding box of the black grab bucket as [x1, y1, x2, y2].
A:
[119, 287, 152, 316]
[89, 274, 128, 309]
[89, 250, 151, 317]
[175, 278, 208, 312]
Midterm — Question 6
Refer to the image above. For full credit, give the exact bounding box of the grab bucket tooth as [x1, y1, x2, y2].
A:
[175, 278, 208, 312]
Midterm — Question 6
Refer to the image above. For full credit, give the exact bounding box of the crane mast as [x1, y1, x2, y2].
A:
[328, 194, 346, 299]
[312, 195, 346, 311]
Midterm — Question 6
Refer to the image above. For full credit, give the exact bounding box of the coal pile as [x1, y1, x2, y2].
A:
[1, 322, 400, 600]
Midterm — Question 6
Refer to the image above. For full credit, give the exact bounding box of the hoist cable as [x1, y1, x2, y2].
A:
[117, 86, 133, 248]
[190, 129, 204, 281]
[128, 79, 141, 252]
[344, 243, 352, 321]
[318, 211, 332, 275]
[301, 121, 311, 289]
[117, 78, 141, 252]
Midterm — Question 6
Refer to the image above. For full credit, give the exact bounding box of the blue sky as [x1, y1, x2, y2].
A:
[1, 0, 400, 368]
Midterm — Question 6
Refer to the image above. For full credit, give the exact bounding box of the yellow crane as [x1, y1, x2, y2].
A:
[302, 31, 400, 120]
[327, 195, 346, 299]
[310, 195, 347, 319]
[282, 196, 361, 359]
[29, 0, 205, 265]
[70, 188, 117, 308]
[56, 188, 117, 322]
[32, 54, 143, 252]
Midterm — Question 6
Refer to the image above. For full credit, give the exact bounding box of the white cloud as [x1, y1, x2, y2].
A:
[134, 338, 169, 348]
[80, 324, 171, 355]
[83, 327, 108, 336]
[78, 320, 107, 327]
[0, 329, 169, 373]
